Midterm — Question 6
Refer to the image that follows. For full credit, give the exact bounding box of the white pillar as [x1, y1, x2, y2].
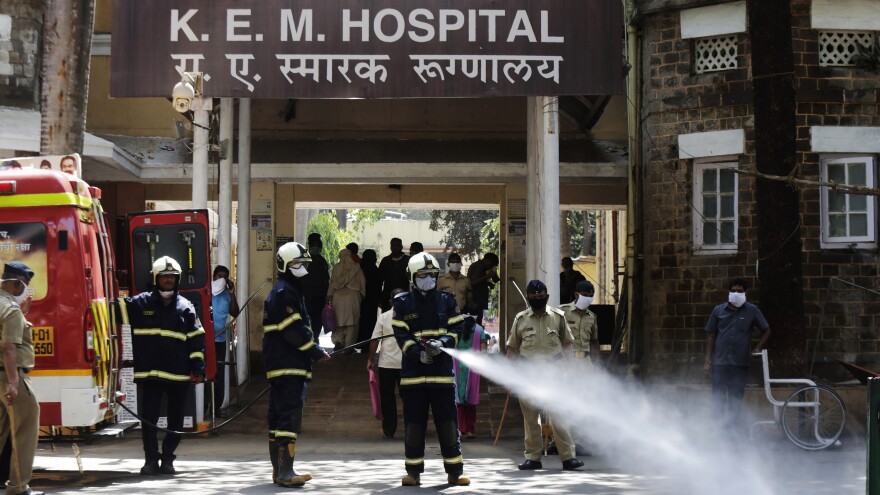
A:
[192, 97, 211, 209]
[235, 98, 252, 387]
[218, 98, 233, 269]
[526, 96, 561, 307]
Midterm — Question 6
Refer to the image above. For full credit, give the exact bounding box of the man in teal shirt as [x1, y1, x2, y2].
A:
[211, 265, 239, 417]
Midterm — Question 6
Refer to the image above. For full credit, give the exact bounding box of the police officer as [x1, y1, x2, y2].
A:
[436, 252, 471, 311]
[118, 256, 206, 476]
[506, 280, 584, 471]
[0, 262, 42, 495]
[263, 242, 330, 488]
[559, 279, 598, 456]
[392, 253, 469, 487]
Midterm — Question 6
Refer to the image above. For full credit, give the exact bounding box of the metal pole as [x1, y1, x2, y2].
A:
[218, 98, 234, 270]
[525, 96, 560, 307]
[867, 377, 880, 495]
[236, 98, 252, 389]
[192, 97, 211, 210]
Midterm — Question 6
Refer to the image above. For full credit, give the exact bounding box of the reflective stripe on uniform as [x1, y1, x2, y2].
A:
[118, 299, 130, 326]
[405, 457, 424, 466]
[264, 313, 302, 332]
[443, 455, 463, 464]
[187, 328, 206, 338]
[274, 430, 298, 439]
[189, 352, 204, 360]
[298, 338, 315, 351]
[132, 328, 187, 341]
[413, 329, 446, 338]
[399, 376, 455, 386]
[266, 368, 313, 379]
[447, 314, 464, 325]
[401, 340, 416, 352]
[391, 320, 409, 330]
[134, 370, 191, 381]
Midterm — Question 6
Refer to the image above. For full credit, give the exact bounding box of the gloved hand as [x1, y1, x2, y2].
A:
[425, 339, 443, 357]
[420, 350, 434, 364]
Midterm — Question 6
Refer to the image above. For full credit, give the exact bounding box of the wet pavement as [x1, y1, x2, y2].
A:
[30, 428, 866, 494]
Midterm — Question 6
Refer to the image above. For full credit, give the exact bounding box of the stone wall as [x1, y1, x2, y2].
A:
[0, 0, 42, 109]
[637, 0, 880, 380]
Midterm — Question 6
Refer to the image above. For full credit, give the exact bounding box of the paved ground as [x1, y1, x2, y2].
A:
[28, 428, 867, 494]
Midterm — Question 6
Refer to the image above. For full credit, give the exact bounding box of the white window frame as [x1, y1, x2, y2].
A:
[693, 160, 738, 255]
[820, 155, 877, 249]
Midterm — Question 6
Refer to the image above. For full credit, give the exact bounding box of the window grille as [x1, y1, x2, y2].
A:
[693, 162, 738, 253]
[694, 36, 738, 74]
[819, 31, 874, 67]
[820, 156, 876, 248]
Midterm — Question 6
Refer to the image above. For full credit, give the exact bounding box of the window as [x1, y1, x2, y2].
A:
[694, 35, 738, 74]
[820, 156, 876, 248]
[818, 31, 874, 67]
[693, 162, 738, 253]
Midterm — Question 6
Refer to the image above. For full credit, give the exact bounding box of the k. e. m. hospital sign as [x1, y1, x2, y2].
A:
[111, 0, 623, 99]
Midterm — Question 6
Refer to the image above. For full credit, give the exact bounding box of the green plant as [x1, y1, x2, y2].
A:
[853, 38, 880, 72]
[480, 216, 500, 320]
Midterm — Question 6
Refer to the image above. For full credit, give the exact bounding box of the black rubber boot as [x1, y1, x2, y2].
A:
[269, 440, 279, 483]
[159, 454, 176, 475]
[275, 440, 308, 487]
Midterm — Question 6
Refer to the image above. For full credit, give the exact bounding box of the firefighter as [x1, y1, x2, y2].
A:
[118, 256, 206, 476]
[263, 242, 330, 487]
[392, 253, 470, 487]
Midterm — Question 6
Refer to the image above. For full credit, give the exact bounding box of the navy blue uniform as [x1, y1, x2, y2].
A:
[117, 291, 205, 464]
[262, 275, 326, 446]
[392, 290, 465, 476]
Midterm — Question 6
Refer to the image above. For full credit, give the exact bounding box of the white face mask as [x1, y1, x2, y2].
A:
[415, 276, 437, 292]
[289, 266, 309, 278]
[159, 290, 175, 299]
[728, 292, 746, 308]
[448, 263, 462, 273]
[211, 278, 227, 296]
[575, 295, 593, 310]
[12, 282, 27, 305]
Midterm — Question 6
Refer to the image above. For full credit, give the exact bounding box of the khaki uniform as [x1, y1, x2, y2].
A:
[506, 306, 577, 462]
[437, 273, 471, 311]
[0, 289, 38, 495]
[559, 303, 598, 361]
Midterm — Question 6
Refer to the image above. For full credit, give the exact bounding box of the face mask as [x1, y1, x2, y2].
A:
[289, 266, 309, 278]
[448, 263, 462, 273]
[728, 292, 746, 308]
[528, 297, 548, 311]
[211, 278, 227, 296]
[415, 276, 437, 292]
[159, 290, 175, 299]
[12, 282, 27, 304]
[575, 295, 593, 310]
[308, 247, 321, 256]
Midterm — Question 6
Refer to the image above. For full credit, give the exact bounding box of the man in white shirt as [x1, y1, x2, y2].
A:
[366, 289, 405, 439]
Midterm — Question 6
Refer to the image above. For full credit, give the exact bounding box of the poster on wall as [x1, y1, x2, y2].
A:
[256, 229, 273, 251]
[0, 154, 82, 178]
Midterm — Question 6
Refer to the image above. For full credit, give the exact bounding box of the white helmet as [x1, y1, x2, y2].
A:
[276, 242, 311, 273]
[151, 256, 182, 285]
[407, 253, 440, 283]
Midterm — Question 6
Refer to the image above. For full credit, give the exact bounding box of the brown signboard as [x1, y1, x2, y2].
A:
[111, 0, 623, 99]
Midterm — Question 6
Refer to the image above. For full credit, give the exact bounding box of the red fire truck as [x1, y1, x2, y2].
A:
[0, 168, 121, 430]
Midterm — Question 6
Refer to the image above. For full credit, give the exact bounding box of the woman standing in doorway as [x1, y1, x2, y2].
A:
[327, 249, 366, 352]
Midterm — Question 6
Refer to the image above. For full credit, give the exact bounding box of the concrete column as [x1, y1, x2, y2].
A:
[526, 96, 561, 307]
[236, 98, 251, 387]
[192, 97, 211, 209]
[218, 98, 233, 270]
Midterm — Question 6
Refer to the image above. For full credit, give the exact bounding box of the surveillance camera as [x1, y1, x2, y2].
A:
[172, 80, 195, 113]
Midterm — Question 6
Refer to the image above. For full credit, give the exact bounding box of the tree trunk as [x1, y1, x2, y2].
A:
[747, 0, 805, 372]
[582, 210, 592, 257]
[559, 211, 571, 258]
[40, 0, 96, 154]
